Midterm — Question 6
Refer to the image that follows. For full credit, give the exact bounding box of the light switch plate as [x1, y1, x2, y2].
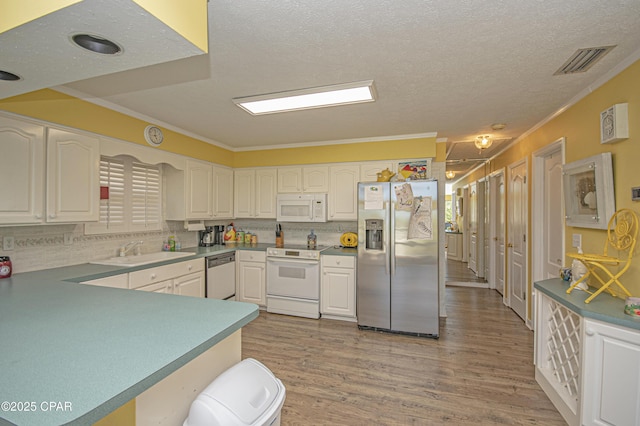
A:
[64, 233, 74, 246]
[632, 186, 640, 201]
[3, 236, 15, 251]
[572, 233, 582, 249]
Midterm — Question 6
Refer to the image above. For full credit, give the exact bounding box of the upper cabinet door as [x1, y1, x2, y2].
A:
[277, 167, 302, 193]
[329, 165, 359, 220]
[185, 159, 213, 219]
[46, 128, 100, 223]
[255, 168, 277, 218]
[234, 170, 255, 218]
[303, 166, 329, 192]
[0, 116, 45, 224]
[213, 166, 233, 219]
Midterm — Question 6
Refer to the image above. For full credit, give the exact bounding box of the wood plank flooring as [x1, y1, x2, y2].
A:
[445, 258, 487, 284]
[241, 287, 564, 425]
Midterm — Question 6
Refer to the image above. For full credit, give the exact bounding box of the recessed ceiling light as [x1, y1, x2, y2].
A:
[233, 80, 376, 115]
[71, 34, 122, 55]
[0, 70, 21, 81]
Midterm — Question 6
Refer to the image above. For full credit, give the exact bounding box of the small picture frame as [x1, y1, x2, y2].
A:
[562, 152, 615, 229]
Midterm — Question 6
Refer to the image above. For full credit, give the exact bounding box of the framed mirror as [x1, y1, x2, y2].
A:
[562, 152, 615, 229]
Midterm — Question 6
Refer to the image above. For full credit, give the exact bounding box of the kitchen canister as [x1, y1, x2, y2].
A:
[624, 297, 640, 318]
[0, 256, 12, 279]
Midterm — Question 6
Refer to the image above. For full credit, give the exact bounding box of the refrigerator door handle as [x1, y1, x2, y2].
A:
[390, 200, 395, 276]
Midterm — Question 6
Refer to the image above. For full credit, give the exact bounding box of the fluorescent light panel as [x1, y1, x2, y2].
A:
[233, 80, 375, 115]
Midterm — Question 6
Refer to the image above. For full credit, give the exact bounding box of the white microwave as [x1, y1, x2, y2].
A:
[276, 193, 328, 223]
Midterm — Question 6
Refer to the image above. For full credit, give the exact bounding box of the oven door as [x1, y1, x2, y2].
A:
[266, 258, 320, 299]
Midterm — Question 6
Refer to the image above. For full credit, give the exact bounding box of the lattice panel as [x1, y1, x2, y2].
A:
[545, 299, 581, 399]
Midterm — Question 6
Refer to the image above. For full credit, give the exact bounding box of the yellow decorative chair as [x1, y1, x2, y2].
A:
[566, 208, 638, 303]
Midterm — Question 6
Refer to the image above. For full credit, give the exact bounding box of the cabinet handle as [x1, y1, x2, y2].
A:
[35, 214, 42, 219]
[585, 328, 595, 336]
[150, 273, 157, 280]
[188, 265, 193, 270]
[49, 214, 56, 219]
[336, 260, 341, 265]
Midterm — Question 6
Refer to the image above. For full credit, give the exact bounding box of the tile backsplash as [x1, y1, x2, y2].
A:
[0, 219, 357, 273]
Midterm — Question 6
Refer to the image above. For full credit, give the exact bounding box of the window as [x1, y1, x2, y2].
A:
[85, 155, 162, 234]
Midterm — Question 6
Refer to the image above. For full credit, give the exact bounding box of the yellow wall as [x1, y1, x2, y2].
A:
[453, 58, 640, 303]
[0, 89, 437, 167]
[235, 137, 437, 167]
[0, 0, 81, 33]
[133, 0, 209, 53]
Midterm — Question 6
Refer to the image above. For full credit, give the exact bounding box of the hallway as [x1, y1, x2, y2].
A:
[445, 257, 488, 286]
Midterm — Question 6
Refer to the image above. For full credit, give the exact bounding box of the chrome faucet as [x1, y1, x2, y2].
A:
[119, 240, 143, 257]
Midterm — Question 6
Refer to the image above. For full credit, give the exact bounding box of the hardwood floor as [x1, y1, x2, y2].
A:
[242, 287, 564, 425]
[445, 258, 487, 284]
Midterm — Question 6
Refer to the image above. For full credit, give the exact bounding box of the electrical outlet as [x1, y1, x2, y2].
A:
[64, 233, 74, 246]
[3, 236, 15, 251]
[572, 233, 582, 249]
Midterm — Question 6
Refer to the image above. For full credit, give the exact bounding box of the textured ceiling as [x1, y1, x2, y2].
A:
[4, 1, 640, 181]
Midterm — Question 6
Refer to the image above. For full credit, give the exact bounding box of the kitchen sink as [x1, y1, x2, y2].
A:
[90, 251, 196, 267]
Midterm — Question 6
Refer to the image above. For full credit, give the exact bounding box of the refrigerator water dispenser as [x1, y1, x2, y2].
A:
[365, 219, 383, 250]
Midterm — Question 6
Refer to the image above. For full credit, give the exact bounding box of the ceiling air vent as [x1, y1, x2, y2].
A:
[554, 46, 615, 75]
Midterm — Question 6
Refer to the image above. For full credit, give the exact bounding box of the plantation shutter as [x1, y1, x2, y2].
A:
[131, 161, 161, 230]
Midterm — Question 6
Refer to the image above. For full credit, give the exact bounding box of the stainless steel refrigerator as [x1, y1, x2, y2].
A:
[357, 180, 439, 337]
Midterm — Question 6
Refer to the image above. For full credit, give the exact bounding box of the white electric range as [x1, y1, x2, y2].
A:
[266, 245, 328, 319]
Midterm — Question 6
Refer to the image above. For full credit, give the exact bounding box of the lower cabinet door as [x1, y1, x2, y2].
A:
[582, 318, 640, 426]
[321, 267, 355, 318]
[136, 280, 173, 293]
[174, 272, 205, 298]
[238, 261, 265, 305]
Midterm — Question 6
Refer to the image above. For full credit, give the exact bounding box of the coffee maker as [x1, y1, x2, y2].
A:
[199, 227, 215, 247]
[213, 225, 225, 245]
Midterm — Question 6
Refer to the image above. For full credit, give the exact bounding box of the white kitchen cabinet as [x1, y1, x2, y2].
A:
[328, 165, 359, 221]
[46, 128, 100, 223]
[136, 280, 173, 293]
[0, 115, 45, 225]
[165, 159, 214, 220]
[212, 165, 234, 219]
[80, 274, 128, 289]
[236, 250, 266, 306]
[234, 168, 277, 218]
[360, 161, 395, 182]
[581, 318, 640, 426]
[129, 258, 205, 297]
[278, 166, 328, 193]
[534, 286, 640, 426]
[174, 272, 205, 298]
[445, 233, 462, 261]
[321, 255, 356, 321]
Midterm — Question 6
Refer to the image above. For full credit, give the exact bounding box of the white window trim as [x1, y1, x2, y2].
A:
[85, 155, 162, 235]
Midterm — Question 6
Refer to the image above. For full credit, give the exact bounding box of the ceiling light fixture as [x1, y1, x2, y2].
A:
[475, 135, 492, 150]
[233, 80, 376, 115]
[445, 170, 456, 179]
[71, 34, 122, 55]
[0, 70, 21, 81]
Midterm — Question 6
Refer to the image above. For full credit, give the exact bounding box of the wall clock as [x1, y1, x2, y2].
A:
[600, 103, 628, 144]
[144, 125, 164, 146]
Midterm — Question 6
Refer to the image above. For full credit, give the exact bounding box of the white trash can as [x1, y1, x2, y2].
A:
[183, 358, 286, 426]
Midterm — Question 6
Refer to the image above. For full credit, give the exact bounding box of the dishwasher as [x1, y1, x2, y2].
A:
[206, 252, 236, 300]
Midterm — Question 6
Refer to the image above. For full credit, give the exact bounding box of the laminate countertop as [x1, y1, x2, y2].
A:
[0, 256, 259, 426]
[534, 278, 640, 331]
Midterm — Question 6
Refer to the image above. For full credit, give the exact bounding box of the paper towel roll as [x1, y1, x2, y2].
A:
[185, 221, 205, 231]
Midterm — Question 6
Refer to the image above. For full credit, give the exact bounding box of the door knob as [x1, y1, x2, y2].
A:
[507, 243, 513, 248]
[493, 237, 498, 241]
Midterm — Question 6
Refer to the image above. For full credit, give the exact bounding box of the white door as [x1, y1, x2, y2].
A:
[508, 160, 528, 321]
[476, 180, 486, 278]
[462, 186, 469, 262]
[483, 179, 490, 280]
[532, 140, 565, 285]
[468, 182, 478, 274]
[489, 172, 506, 295]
